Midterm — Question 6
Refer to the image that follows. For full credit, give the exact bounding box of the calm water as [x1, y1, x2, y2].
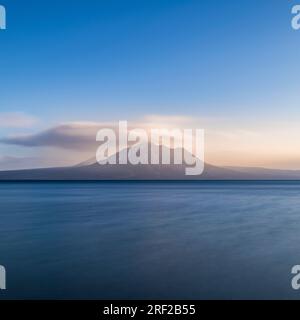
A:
[1, 181, 300, 299]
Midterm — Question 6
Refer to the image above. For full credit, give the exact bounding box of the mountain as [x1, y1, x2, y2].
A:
[0, 162, 244, 180]
[1, 146, 300, 180]
[1, 162, 300, 181]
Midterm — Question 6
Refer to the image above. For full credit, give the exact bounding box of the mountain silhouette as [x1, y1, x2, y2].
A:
[1, 145, 300, 180]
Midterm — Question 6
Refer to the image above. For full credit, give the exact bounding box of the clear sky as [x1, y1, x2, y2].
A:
[0, 0, 300, 169]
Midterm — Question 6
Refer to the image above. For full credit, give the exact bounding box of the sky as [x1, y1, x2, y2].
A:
[0, 0, 300, 169]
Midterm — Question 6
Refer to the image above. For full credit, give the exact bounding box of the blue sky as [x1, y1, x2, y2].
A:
[0, 0, 300, 169]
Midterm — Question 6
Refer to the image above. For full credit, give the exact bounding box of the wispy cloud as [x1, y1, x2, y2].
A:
[0, 112, 38, 128]
[0, 122, 101, 150]
[3, 114, 300, 170]
[0, 116, 199, 150]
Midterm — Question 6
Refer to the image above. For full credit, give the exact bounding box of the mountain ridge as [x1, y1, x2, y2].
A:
[1, 146, 300, 180]
[1, 162, 300, 180]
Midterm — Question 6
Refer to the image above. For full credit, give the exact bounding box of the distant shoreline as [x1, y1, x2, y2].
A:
[1, 180, 300, 183]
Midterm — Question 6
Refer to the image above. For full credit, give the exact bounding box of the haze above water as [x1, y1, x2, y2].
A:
[1, 181, 300, 299]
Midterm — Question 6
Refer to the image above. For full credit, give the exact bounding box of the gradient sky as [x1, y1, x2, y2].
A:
[0, 0, 300, 169]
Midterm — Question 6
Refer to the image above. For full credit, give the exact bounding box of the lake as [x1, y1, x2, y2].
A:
[0, 181, 300, 299]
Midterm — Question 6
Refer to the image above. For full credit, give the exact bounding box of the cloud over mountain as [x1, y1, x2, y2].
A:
[3, 115, 300, 170]
[0, 122, 102, 150]
[0, 116, 197, 151]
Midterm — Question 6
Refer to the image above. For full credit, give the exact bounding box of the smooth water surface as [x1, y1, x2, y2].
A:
[1, 181, 300, 299]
